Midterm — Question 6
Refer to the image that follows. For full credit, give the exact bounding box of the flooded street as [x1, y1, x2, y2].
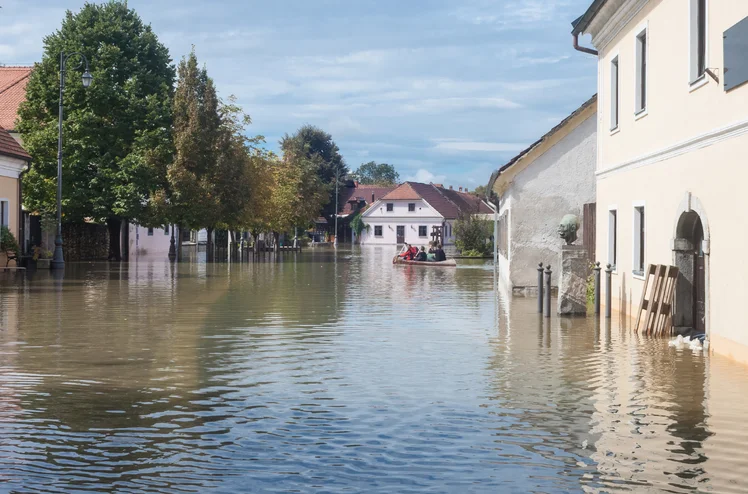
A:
[0, 247, 747, 493]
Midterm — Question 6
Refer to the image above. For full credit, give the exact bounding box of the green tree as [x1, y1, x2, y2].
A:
[166, 48, 221, 250]
[280, 125, 346, 215]
[471, 184, 487, 198]
[18, 1, 175, 261]
[352, 161, 400, 185]
[453, 211, 494, 257]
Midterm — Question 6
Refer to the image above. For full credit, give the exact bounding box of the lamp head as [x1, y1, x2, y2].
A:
[82, 70, 93, 88]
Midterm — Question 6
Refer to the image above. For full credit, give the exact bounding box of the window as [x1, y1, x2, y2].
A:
[690, 0, 707, 83]
[418, 226, 427, 237]
[374, 225, 383, 237]
[408, 203, 416, 212]
[0, 200, 7, 228]
[164, 226, 170, 235]
[147, 227, 154, 236]
[633, 206, 645, 275]
[608, 209, 617, 269]
[610, 56, 619, 130]
[386, 203, 393, 212]
[635, 28, 647, 114]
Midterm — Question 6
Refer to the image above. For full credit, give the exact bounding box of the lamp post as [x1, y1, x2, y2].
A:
[334, 165, 340, 248]
[52, 52, 93, 270]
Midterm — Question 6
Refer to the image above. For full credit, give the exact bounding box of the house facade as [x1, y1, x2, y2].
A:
[489, 95, 597, 294]
[128, 223, 175, 260]
[359, 182, 492, 246]
[572, 0, 748, 362]
[336, 182, 396, 243]
[0, 126, 31, 265]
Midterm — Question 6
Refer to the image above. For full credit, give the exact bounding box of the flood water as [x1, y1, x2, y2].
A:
[1, 246, 747, 493]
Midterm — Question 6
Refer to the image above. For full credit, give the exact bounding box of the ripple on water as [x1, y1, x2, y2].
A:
[0, 250, 746, 492]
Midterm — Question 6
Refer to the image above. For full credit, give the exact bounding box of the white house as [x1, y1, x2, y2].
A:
[128, 223, 175, 260]
[488, 95, 598, 294]
[359, 182, 492, 246]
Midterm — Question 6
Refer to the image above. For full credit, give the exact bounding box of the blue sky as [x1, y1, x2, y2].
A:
[1, 0, 597, 189]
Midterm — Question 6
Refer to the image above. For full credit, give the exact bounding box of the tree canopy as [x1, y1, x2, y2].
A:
[18, 1, 174, 226]
[351, 161, 400, 185]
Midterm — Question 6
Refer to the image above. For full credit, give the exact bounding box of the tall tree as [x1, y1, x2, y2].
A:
[166, 48, 221, 249]
[280, 125, 346, 215]
[18, 1, 175, 261]
[352, 161, 400, 185]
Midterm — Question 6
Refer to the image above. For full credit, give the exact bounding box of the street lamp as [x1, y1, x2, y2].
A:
[52, 52, 92, 270]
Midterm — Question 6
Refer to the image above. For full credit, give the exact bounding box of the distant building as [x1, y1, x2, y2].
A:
[572, 0, 748, 362]
[359, 182, 492, 246]
[0, 66, 32, 143]
[336, 182, 396, 243]
[488, 95, 597, 294]
[128, 224, 175, 259]
[0, 126, 31, 265]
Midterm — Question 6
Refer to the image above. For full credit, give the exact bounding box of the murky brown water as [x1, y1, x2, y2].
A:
[0, 246, 747, 493]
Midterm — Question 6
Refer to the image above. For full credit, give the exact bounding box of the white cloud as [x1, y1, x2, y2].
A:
[432, 139, 527, 153]
[405, 169, 447, 184]
[404, 97, 521, 113]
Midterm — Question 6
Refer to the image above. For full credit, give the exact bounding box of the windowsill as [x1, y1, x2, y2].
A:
[634, 109, 648, 121]
[609, 126, 620, 136]
[632, 270, 646, 280]
[689, 75, 709, 92]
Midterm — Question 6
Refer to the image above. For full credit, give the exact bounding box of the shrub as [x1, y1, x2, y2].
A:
[454, 213, 493, 256]
[0, 226, 19, 255]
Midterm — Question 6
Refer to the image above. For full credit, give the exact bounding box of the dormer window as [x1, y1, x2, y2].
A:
[408, 203, 416, 212]
[386, 203, 394, 212]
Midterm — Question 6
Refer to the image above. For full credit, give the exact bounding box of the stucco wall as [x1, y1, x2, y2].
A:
[0, 175, 19, 238]
[596, 0, 748, 172]
[503, 113, 597, 289]
[129, 224, 172, 259]
[596, 133, 748, 362]
[592, 0, 748, 364]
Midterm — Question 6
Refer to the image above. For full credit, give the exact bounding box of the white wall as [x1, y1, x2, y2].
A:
[129, 224, 172, 260]
[504, 113, 597, 289]
[360, 199, 447, 245]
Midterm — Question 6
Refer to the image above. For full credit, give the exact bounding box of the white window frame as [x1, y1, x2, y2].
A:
[408, 203, 416, 212]
[689, 0, 709, 87]
[386, 203, 394, 212]
[418, 225, 427, 238]
[374, 225, 383, 237]
[634, 22, 648, 118]
[147, 227, 154, 236]
[0, 199, 9, 229]
[610, 53, 620, 133]
[632, 201, 646, 278]
[608, 206, 618, 272]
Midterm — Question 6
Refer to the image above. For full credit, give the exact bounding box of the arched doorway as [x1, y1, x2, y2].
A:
[672, 194, 709, 335]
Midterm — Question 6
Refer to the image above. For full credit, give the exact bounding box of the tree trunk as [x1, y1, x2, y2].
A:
[107, 217, 122, 262]
[273, 231, 280, 253]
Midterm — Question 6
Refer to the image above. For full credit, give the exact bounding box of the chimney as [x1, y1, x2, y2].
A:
[371, 192, 375, 203]
[449, 185, 453, 190]
[458, 186, 463, 192]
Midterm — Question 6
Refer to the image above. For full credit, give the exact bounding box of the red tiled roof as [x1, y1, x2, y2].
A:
[0, 66, 33, 131]
[0, 125, 31, 161]
[380, 181, 491, 219]
[339, 184, 395, 215]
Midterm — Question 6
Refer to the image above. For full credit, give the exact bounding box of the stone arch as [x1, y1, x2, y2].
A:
[671, 192, 709, 335]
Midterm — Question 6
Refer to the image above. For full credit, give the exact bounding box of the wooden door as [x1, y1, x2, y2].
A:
[583, 202, 596, 261]
[396, 225, 405, 244]
[694, 221, 706, 333]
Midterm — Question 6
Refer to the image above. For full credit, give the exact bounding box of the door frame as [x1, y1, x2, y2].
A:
[396, 225, 405, 244]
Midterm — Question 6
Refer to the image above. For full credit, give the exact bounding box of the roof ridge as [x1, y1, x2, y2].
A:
[431, 182, 463, 212]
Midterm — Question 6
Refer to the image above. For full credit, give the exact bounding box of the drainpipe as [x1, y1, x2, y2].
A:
[572, 33, 598, 56]
[485, 197, 499, 267]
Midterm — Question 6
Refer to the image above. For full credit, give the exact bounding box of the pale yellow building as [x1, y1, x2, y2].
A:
[572, 0, 748, 363]
[0, 126, 30, 265]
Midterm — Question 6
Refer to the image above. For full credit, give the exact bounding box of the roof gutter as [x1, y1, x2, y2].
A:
[573, 32, 598, 56]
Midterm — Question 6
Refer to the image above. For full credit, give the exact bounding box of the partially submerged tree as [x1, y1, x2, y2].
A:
[453, 211, 494, 257]
[351, 161, 400, 185]
[18, 1, 175, 261]
[167, 48, 221, 249]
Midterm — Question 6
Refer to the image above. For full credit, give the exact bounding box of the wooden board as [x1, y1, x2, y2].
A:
[634, 264, 679, 336]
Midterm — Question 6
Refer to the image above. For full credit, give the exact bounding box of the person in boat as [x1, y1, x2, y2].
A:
[398, 243, 418, 261]
[414, 246, 428, 262]
[434, 243, 447, 262]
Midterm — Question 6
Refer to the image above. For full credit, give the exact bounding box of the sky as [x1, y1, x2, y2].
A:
[0, 0, 597, 189]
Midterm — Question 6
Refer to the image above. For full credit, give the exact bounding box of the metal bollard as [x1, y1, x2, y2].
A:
[605, 263, 613, 319]
[544, 264, 552, 318]
[594, 262, 601, 315]
[538, 262, 545, 313]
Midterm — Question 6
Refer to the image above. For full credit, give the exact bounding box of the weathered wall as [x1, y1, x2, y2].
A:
[505, 113, 597, 289]
[129, 223, 172, 260]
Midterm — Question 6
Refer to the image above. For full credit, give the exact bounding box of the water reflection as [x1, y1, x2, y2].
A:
[0, 247, 746, 492]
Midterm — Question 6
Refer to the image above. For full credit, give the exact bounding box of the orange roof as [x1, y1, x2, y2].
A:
[0, 66, 33, 131]
[381, 183, 421, 201]
[0, 125, 31, 161]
